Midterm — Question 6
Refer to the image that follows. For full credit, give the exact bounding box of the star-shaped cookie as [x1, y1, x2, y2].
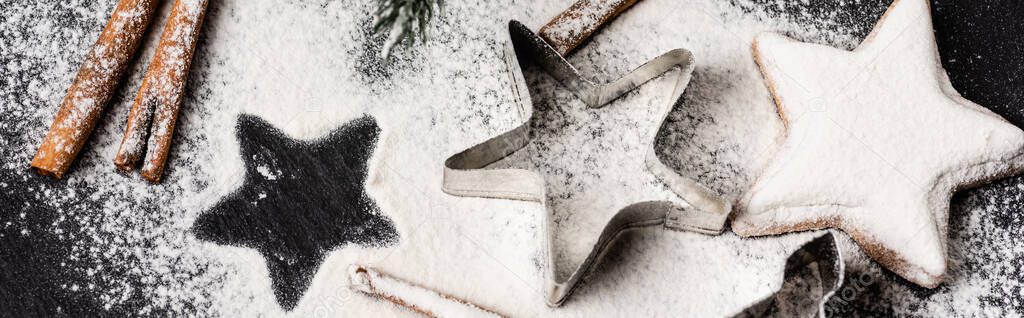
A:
[192, 115, 398, 310]
[734, 0, 1024, 287]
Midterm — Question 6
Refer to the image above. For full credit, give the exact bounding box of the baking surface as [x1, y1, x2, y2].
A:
[1, 0, 1022, 317]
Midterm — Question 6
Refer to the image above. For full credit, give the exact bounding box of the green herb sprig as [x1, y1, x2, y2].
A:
[373, 0, 445, 59]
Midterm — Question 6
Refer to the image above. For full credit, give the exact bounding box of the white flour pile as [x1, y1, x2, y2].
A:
[1, 0, 1022, 317]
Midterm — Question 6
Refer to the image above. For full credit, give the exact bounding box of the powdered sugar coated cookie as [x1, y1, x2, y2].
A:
[735, 0, 1024, 288]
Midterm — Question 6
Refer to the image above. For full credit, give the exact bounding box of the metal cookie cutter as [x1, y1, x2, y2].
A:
[733, 232, 845, 318]
[442, 0, 731, 306]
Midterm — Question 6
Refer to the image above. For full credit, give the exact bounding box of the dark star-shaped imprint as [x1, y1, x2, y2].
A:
[192, 114, 398, 310]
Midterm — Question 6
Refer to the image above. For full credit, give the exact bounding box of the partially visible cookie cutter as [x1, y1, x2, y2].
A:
[732, 232, 844, 318]
[441, 12, 731, 308]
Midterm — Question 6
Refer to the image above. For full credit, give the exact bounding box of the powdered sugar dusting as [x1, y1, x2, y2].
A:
[2, 0, 1022, 316]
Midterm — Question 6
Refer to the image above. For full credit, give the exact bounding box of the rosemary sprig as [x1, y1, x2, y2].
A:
[373, 0, 445, 59]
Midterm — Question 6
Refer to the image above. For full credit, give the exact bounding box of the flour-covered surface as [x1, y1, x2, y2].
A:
[1, 0, 1022, 317]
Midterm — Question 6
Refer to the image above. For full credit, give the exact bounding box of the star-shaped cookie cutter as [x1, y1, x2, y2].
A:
[442, 18, 732, 306]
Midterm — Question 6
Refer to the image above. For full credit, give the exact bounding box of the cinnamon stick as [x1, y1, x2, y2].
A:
[539, 0, 641, 56]
[348, 265, 505, 317]
[114, 0, 209, 183]
[30, 0, 159, 179]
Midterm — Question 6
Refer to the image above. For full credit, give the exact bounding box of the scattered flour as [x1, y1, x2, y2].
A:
[1, 0, 1021, 317]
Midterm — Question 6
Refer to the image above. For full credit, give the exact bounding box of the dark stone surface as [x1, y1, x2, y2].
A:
[192, 115, 398, 310]
[1, 0, 1022, 316]
[1, 2, 191, 316]
[0, 174, 161, 317]
[932, 0, 1024, 127]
